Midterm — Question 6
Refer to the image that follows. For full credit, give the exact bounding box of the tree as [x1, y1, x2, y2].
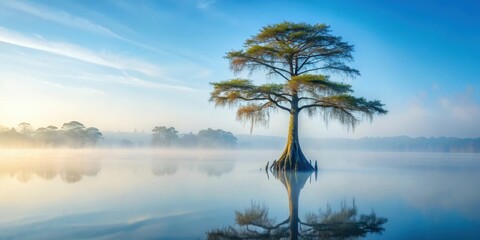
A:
[0, 122, 102, 148]
[0, 128, 29, 147]
[60, 121, 103, 148]
[17, 122, 33, 134]
[33, 125, 61, 147]
[62, 121, 88, 147]
[85, 127, 103, 146]
[207, 171, 387, 239]
[197, 128, 237, 148]
[61, 121, 85, 131]
[178, 132, 198, 147]
[152, 126, 179, 147]
[46, 125, 58, 131]
[210, 22, 387, 171]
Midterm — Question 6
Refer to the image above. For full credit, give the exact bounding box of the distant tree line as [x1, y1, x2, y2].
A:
[352, 136, 480, 153]
[300, 136, 480, 153]
[151, 126, 237, 148]
[0, 121, 103, 148]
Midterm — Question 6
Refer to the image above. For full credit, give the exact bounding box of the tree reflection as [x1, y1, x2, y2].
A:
[150, 154, 235, 178]
[0, 158, 100, 183]
[207, 171, 387, 239]
[198, 160, 234, 177]
[151, 160, 178, 176]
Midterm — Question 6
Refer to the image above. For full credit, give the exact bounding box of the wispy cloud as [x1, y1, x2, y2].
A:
[0, 47, 196, 92]
[352, 88, 480, 137]
[82, 71, 197, 92]
[197, 0, 216, 10]
[1, 1, 121, 39]
[438, 87, 479, 122]
[1, 72, 104, 95]
[0, 1, 208, 63]
[121, 73, 197, 92]
[0, 27, 161, 76]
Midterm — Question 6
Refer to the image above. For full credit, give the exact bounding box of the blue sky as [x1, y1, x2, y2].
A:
[0, 0, 479, 138]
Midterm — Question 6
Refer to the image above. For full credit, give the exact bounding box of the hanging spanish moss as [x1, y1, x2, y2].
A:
[210, 22, 387, 172]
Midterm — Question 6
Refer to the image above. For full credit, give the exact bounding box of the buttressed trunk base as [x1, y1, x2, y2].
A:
[273, 112, 314, 172]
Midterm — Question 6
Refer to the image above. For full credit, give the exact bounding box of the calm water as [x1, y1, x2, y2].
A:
[0, 149, 479, 239]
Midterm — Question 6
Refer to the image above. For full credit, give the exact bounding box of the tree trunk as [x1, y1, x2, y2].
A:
[274, 109, 314, 172]
[275, 171, 311, 240]
[289, 177, 300, 240]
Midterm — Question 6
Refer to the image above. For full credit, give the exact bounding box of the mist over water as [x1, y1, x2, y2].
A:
[0, 149, 479, 239]
[1, 0, 479, 239]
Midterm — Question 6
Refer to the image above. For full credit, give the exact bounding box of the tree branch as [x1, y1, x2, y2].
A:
[267, 95, 291, 112]
[247, 58, 291, 80]
[247, 217, 290, 230]
[298, 103, 325, 111]
[237, 96, 270, 101]
[298, 97, 318, 102]
[296, 52, 314, 73]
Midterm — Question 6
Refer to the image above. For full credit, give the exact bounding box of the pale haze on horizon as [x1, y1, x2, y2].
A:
[0, 0, 479, 138]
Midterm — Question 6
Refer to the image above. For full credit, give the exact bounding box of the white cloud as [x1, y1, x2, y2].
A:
[438, 88, 480, 122]
[351, 88, 480, 137]
[0, 47, 197, 92]
[0, 27, 161, 76]
[62, 72, 196, 92]
[0, 1, 214, 66]
[123, 74, 197, 92]
[292, 87, 480, 138]
[2, 1, 121, 38]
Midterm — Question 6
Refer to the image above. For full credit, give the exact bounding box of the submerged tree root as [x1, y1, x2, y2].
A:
[271, 142, 316, 172]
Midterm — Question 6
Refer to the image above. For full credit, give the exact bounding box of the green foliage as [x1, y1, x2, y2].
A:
[236, 103, 275, 133]
[86, 127, 103, 145]
[0, 121, 102, 148]
[207, 199, 387, 239]
[61, 121, 86, 131]
[289, 74, 352, 95]
[152, 126, 179, 147]
[0, 128, 32, 147]
[211, 21, 387, 132]
[235, 202, 275, 227]
[17, 122, 33, 134]
[178, 132, 198, 147]
[151, 126, 237, 148]
[226, 21, 359, 78]
[304, 200, 388, 238]
[210, 79, 289, 132]
[197, 128, 237, 148]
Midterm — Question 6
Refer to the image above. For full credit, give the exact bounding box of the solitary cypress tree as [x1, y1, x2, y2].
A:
[210, 22, 387, 171]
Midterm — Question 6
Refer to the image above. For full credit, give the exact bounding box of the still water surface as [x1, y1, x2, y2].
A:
[0, 149, 479, 239]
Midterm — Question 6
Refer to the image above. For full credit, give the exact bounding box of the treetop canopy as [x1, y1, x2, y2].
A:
[226, 21, 359, 79]
[211, 21, 386, 133]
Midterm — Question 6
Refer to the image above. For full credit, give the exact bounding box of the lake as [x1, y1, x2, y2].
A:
[0, 149, 479, 239]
